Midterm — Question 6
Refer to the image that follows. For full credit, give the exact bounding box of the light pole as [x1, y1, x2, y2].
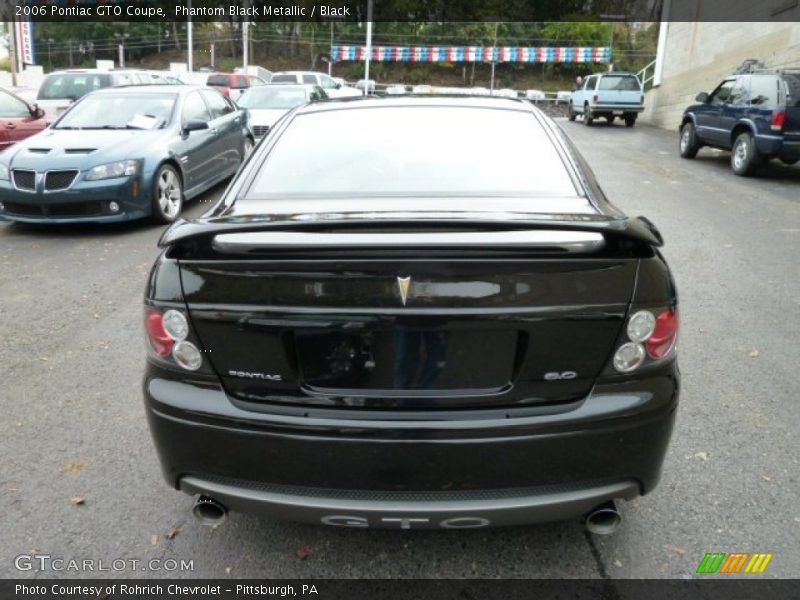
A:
[187, 0, 193, 72]
[489, 22, 499, 95]
[363, 0, 373, 96]
[114, 32, 130, 68]
[46, 38, 54, 71]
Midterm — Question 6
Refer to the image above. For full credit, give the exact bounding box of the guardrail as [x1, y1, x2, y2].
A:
[636, 60, 657, 90]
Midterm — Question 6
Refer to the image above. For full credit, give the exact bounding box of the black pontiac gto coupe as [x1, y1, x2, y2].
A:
[143, 97, 679, 533]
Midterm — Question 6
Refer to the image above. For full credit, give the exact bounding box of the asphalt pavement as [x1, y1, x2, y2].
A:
[1, 118, 798, 580]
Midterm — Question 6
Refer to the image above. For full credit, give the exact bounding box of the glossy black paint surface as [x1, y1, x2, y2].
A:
[143, 98, 680, 522]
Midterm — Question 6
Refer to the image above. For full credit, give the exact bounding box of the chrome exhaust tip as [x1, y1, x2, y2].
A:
[584, 500, 621, 535]
[192, 495, 227, 527]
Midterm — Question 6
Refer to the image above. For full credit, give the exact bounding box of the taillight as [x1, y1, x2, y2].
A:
[612, 308, 678, 373]
[646, 309, 679, 359]
[771, 110, 786, 131]
[145, 307, 204, 371]
[145, 308, 173, 357]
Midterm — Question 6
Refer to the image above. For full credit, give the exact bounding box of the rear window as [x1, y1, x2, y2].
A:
[249, 107, 577, 198]
[207, 75, 230, 87]
[750, 75, 779, 106]
[271, 74, 298, 84]
[782, 74, 800, 107]
[38, 73, 112, 100]
[598, 75, 641, 91]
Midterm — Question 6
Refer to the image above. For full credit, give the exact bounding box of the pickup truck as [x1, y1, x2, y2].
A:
[569, 72, 644, 127]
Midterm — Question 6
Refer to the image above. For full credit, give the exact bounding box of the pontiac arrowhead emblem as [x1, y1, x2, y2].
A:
[396, 276, 412, 306]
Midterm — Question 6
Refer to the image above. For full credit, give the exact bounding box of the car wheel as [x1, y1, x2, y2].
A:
[779, 157, 798, 166]
[679, 122, 700, 158]
[606, 115, 615, 123]
[731, 131, 763, 176]
[151, 164, 183, 224]
[624, 113, 637, 127]
[568, 103, 577, 122]
[243, 137, 254, 161]
[584, 105, 593, 126]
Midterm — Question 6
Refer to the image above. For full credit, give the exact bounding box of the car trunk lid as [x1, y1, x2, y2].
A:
[168, 215, 656, 410]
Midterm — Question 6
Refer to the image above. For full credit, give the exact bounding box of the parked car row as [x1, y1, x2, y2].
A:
[36, 68, 182, 116]
[0, 85, 253, 224]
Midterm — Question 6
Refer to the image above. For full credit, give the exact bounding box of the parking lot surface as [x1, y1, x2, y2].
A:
[2, 119, 798, 579]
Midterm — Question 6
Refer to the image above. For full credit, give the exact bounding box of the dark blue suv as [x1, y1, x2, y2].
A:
[679, 69, 800, 175]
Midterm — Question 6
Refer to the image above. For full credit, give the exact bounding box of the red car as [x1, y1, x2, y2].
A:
[0, 88, 48, 152]
[206, 73, 267, 101]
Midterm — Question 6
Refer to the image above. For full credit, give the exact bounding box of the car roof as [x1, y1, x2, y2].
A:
[252, 83, 315, 90]
[88, 84, 203, 95]
[293, 95, 534, 116]
[273, 71, 325, 76]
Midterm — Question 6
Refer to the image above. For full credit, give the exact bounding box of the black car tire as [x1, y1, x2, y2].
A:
[584, 105, 593, 126]
[568, 103, 577, 122]
[151, 164, 184, 224]
[679, 122, 700, 158]
[731, 131, 764, 176]
[624, 113, 637, 127]
[779, 157, 798, 166]
[607, 115, 616, 123]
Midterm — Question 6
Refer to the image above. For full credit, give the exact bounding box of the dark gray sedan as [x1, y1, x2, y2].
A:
[0, 85, 254, 224]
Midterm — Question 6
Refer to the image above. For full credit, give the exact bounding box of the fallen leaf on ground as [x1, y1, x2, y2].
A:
[749, 349, 760, 357]
[761, 475, 772, 482]
[613, 559, 623, 567]
[59, 460, 86, 474]
[225, 566, 233, 574]
[295, 547, 314, 559]
[69, 496, 85, 505]
[151, 534, 160, 546]
[693, 452, 709, 461]
[664, 544, 686, 555]
[167, 525, 180, 539]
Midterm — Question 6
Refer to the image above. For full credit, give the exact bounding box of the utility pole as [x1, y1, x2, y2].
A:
[243, 21, 249, 69]
[363, 0, 373, 96]
[489, 22, 499, 95]
[329, 22, 334, 75]
[8, 20, 18, 86]
[187, 0, 194, 72]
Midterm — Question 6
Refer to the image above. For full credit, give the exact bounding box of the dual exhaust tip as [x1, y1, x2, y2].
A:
[191, 495, 622, 534]
[192, 495, 227, 527]
[584, 500, 622, 535]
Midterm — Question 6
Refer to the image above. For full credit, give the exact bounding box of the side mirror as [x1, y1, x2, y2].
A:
[30, 104, 45, 119]
[695, 92, 709, 103]
[183, 119, 209, 133]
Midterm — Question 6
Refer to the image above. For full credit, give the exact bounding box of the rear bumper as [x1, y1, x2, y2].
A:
[755, 135, 800, 158]
[180, 476, 639, 528]
[144, 362, 679, 527]
[590, 105, 644, 113]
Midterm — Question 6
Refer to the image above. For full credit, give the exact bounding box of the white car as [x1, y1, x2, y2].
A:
[412, 84, 433, 94]
[270, 71, 361, 98]
[495, 88, 518, 99]
[556, 90, 572, 105]
[356, 79, 377, 93]
[238, 84, 327, 140]
[525, 89, 546, 103]
[385, 84, 408, 95]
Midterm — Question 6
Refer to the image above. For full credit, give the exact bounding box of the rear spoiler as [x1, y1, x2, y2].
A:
[158, 213, 663, 249]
